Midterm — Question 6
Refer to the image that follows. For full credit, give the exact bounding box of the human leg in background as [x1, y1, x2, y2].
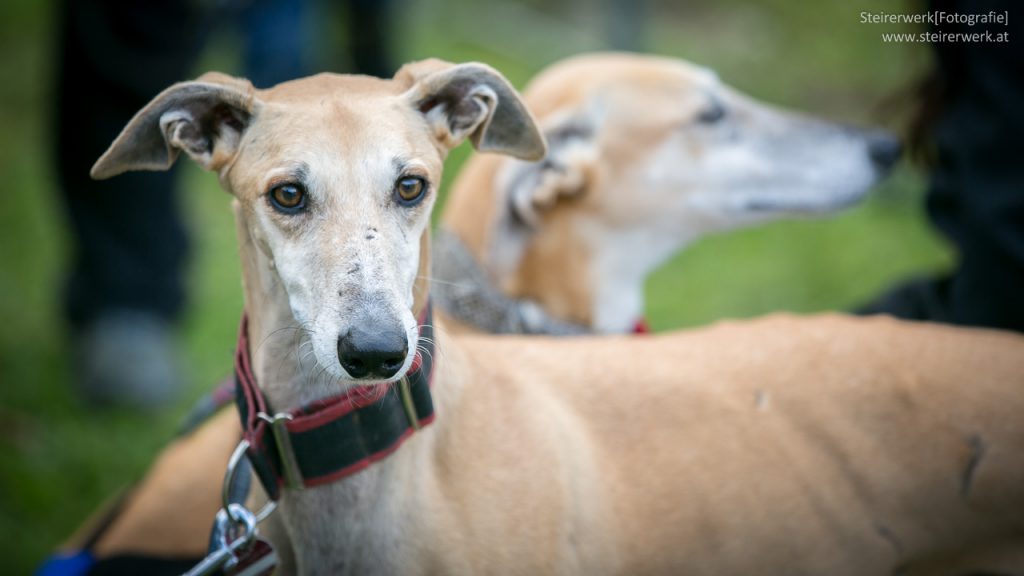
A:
[55, 0, 204, 407]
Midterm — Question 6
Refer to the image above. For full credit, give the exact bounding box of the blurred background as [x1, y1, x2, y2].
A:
[0, 0, 943, 571]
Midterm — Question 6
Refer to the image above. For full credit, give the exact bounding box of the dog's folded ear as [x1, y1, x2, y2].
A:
[396, 59, 546, 161]
[91, 72, 258, 180]
[499, 114, 600, 228]
[483, 112, 601, 283]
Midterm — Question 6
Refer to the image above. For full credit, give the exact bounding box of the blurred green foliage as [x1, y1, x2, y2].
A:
[0, 0, 949, 571]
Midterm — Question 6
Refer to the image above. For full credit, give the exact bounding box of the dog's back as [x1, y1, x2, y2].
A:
[448, 314, 1024, 574]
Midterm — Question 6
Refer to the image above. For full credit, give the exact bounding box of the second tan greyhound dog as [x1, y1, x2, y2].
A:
[435, 52, 901, 334]
[78, 60, 1023, 575]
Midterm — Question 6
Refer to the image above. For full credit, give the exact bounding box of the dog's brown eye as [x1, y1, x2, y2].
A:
[395, 176, 427, 205]
[269, 183, 306, 214]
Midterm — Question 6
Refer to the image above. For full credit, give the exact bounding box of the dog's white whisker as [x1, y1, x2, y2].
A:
[417, 274, 474, 289]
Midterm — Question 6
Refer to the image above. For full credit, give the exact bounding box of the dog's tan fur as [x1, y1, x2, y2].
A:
[85, 60, 1024, 575]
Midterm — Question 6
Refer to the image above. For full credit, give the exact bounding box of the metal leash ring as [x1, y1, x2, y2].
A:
[223, 438, 278, 524]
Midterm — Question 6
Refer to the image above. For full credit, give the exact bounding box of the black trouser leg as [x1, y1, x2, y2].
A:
[55, 0, 202, 329]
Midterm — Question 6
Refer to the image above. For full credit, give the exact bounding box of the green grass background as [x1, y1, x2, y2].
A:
[0, 0, 950, 571]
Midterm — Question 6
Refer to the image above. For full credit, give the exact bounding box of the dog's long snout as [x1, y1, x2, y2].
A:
[866, 131, 902, 172]
[337, 327, 409, 379]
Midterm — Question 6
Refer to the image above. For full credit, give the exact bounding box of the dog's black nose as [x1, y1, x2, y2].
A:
[337, 328, 408, 379]
[867, 131, 902, 172]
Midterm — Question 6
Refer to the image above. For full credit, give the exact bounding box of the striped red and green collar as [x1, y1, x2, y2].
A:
[234, 303, 436, 501]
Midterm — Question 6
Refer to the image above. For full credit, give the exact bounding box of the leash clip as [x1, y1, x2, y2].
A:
[183, 441, 280, 576]
[182, 503, 257, 576]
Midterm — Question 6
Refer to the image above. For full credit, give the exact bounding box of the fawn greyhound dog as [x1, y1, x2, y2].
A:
[61, 59, 1023, 575]
[434, 53, 901, 334]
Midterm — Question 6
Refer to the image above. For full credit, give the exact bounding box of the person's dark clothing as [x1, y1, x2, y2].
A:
[861, 0, 1024, 332]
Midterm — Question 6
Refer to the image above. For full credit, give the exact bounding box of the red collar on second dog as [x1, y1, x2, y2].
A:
[233, 303, 436, 501]
[632, 318, 651, 334]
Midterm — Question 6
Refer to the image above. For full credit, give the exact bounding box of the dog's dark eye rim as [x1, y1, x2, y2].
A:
[394, 175, 428, 205]
[267, 182, 307, 214]
[697, 101, 727, 124]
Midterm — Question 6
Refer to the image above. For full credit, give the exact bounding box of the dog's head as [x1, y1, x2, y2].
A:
[454, 53, 899, 331]
[498, 52, 900, 233]
[92, 61, 545, 393]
